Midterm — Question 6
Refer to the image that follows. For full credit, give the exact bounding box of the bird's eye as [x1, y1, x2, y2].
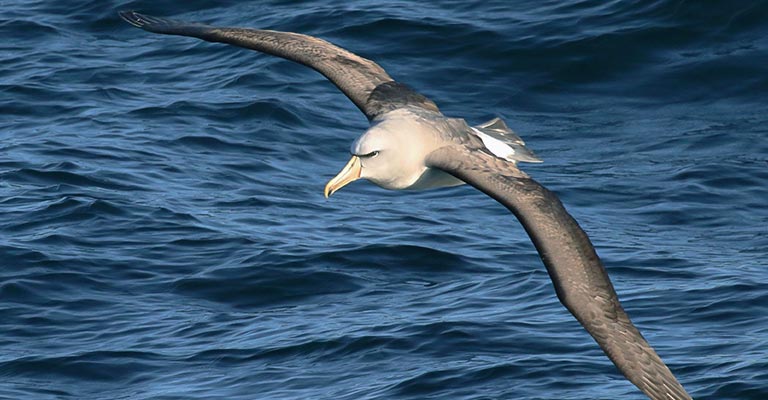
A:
[359, 151, 379, 158]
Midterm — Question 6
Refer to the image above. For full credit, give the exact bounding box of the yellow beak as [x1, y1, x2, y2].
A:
[324, 156, 362, 198]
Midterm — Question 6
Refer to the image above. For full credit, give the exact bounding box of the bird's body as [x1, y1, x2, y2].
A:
[347, 107, 476, 190]
[119, 11, 692, 400]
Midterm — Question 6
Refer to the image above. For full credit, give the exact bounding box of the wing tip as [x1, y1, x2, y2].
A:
[118, 10, 149, 29]
[118, 10, 180, 32]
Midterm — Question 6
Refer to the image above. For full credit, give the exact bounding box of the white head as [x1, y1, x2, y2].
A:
[324, 113, 433, 197]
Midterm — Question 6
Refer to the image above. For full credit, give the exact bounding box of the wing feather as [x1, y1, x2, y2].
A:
[427, 146, 691, 400]
[119, 11, 439, 120]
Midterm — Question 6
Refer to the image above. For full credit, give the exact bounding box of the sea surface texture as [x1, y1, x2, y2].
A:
[1, 1, 767, 399]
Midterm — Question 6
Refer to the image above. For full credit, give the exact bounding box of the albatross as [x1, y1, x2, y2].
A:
[119, 11, 692, 400]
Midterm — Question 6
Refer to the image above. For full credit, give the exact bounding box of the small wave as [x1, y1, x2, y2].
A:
[0, 19, 59, 41]
[3, 196, 130, 233]
[174, 268, 362, 309]
[1, 168, 144, 192]
[0, 350, 164, 383]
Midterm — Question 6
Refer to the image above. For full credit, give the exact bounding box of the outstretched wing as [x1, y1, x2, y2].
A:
[427, 146, 691, 400]
[119, 11, 440, 120]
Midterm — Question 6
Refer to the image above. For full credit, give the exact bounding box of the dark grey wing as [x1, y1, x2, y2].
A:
[427, 146, 691, 400]
[119, 11, 440, 120]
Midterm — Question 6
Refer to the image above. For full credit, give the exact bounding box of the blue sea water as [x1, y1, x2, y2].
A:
[1, 1, 767, 399]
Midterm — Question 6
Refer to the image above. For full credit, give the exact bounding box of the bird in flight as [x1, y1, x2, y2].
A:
[119, 11, 692, 400]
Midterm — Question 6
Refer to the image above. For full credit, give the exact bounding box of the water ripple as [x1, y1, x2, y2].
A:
[1, 1, 766, 399]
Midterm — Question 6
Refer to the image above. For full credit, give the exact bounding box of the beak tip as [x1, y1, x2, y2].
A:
[323, 155, 361, 200]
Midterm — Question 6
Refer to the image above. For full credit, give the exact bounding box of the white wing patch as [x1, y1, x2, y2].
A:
[472, 127, 518, 160]
[470, 118, 542, 164]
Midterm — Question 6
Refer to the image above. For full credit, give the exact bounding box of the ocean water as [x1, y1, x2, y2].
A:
[1, 1, 767, 399]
